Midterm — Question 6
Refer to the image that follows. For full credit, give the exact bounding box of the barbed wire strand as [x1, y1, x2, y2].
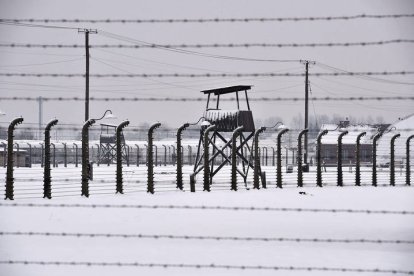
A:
[0, 260, 412, 274]
[1, 40, 413, 49]
[0, 71, 413, 78]
[1, 14, 414, 23]
[0, 203, 412, 215]
[0, 231, 412, 245]
[0, 96, 413, 102]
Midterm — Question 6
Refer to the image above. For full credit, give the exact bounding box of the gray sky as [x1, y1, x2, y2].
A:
[0, 0, 413, 128]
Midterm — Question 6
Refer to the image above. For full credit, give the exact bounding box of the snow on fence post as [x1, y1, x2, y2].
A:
[81, 119, 95, 197]
[203, 124, 216, 192]
[253, 127, 266, 189]
[355, 132, 366, 186]
[277, 128, 289, 188]
[372, 132, 382, 187]
[297, 129, 308, 187]
[147, 123, 161, 194]
[231, 126, 244, 191]
[43, 119, 58, 199]
[407, 135, 414, 186]
[5, 117, 23, 200]
[116, 120, 130, 194]
[316, 130, 328, 187]
[176, 123, 189, 190]
[390, 133, 401, 186]
[337, 131, 348, 187]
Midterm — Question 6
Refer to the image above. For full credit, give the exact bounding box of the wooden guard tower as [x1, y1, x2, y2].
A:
[98, 123, 128, 164]
[191, 85, 256, 188]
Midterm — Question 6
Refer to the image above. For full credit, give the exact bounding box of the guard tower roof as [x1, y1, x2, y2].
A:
[201, 85, 251, 95]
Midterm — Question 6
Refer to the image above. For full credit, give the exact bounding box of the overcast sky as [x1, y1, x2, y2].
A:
[0, 0, 413, 128]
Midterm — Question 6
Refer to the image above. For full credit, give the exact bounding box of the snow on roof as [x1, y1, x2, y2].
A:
[319, 124, 379, 144]
[377, 113, 414, 163]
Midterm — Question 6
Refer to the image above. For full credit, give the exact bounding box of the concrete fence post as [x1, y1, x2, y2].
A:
[50, 143, 56, 168]
[73, 143, 79, 167]
[147, 123, 161, 194]
[43, 119, 58, 199]
[406, 135, 414, 186]
[176, 123, 189, 190]
[135, 144, 140, 167]
[116, 120, 130, 194]
[26, 143, 32, 168]
[390, 133, 401, 186]
[253, 127, 266, 189]
[231, 126, 244, 191]
[81, 119, 95, 197]
[203, 125, 216, 192]
[355, 132, 366, 186]
[372, 132, 383, 187]
[62, 143, 67, 167]
[316, 130, 328, 187]
[337, 131, 348, 187]
[277, 128, 289, 188]
[5, 117, 24, 200]
[297, 129, 308, 187]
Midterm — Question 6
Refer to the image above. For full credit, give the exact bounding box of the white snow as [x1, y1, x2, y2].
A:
[0, 165, 413, 276]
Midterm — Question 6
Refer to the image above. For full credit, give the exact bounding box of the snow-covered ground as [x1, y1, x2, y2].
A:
[0, 165, 413, 275]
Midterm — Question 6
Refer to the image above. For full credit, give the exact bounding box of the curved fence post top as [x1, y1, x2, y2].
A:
[391, 133, 401, 141]
[116, 120, 130, 131]
[149, 122, 161, 132]
[82, 119, 95, 129]
[278, 128, 289, 136]
[233, 126, 244, 137]
[356, 131, 367, 139]
[317, 129, 328, 140]
[178, 122, 190, 132]
[8, 117, 24, 130]
[204, 124, 216, 133]
[373, 132, 383, 141]
[338, 130, 349, 139]
[45, 119, 58, 130]
[298, 128, 309, 137]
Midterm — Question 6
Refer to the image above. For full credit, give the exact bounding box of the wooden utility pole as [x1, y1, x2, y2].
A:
[78, 29, 97, 122]
[300, 60, 315, 166]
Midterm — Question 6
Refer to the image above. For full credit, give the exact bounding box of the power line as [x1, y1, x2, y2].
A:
[99, 30, 300, 63]
[0, 96, 412, 102]
[0, 71, 413, 78]
[1, 203, 412, 215]
[1, 231, 412, 245]
[1, 40, 414, 49]
[1, 14, 414, 23]
[0, 21, 79, 30]
[315, 63, 414, 85]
